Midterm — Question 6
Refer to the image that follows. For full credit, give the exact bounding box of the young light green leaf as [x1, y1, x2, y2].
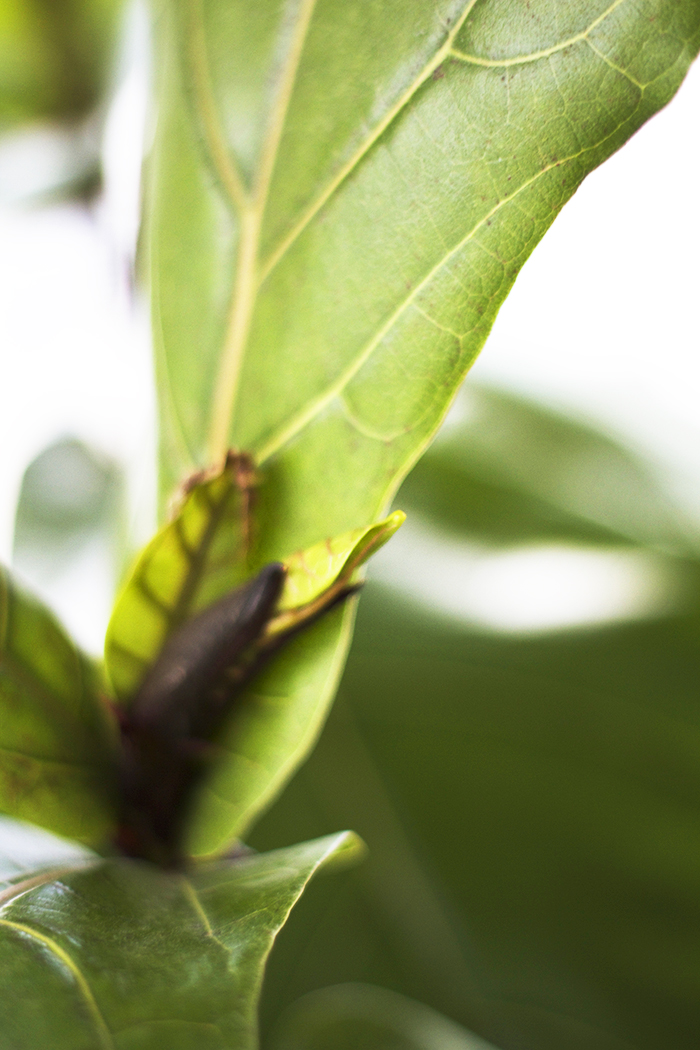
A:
[0, 567, 118, 846]
[0, 830, 362, 1050]
[268, 510, 405, 632]
[104, 453, 256, 703]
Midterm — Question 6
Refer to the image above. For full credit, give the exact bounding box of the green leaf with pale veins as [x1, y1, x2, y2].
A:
[148, 0, 700, 539]
[0, 567, 118, 846]
[145, 0, 700, 850]
[0, 827, 361, 1050]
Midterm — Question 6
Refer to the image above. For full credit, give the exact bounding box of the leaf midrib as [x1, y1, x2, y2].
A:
[253, 114, 642, 463]
[187, 0, 319, 462]
[0, 916, 114, 1049]
[255, 0, 629, 283]
[186, 0, 632, 466]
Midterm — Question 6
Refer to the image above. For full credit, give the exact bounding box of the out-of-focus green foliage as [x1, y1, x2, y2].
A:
[0, 0, 124, 127]
[252, 386, 700, 1050]
[13, 436, 125, 583]
[0, 566, 117, 844]
[269, 983, 500, 1050]
[0, 820, 361, 1049]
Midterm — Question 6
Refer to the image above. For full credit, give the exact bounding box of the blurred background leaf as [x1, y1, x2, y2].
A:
[269, 983, 501, 1050]
[0, 563, 118, 844]
[13, 435, 125, 574]
[0, 0, 126, 203]
[250, 384, 700, 1050]
[12, 436, 127, 653]
[0, 0, 123, 126]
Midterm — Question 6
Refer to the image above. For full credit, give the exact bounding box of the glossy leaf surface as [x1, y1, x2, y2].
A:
[0, 567, 117, 846]
[252, 387, 700, 1050]
[0, 826, 360, 1050]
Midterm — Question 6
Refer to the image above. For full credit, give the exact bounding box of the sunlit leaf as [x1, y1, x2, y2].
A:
[0, 828, 361, 1050]
[0, 567, 117, 846]
[146, 0, 700, 859]
[269, 510, 405, 630]
[149, 0, 700, 548]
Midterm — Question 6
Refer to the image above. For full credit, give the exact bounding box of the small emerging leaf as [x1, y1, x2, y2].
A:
[105, 453, 257, 703]
[0, 830, 362, 1050]
[268, 511, 406, 635]
[0, 568, 117, 846]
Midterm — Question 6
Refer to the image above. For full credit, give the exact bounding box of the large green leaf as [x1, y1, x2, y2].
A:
[251, 388, 700, 1050]
[145, 0, 700, 856]
[0, 824, 360, 1050]
[148, 0, 700, 539]
[0, 566, 118, 846]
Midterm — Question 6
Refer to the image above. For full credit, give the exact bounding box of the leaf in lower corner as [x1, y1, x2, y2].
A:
[0, 831, 362, 1050]
[0, 568, 118, 846]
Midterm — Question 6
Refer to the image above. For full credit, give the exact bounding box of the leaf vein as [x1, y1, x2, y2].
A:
[255, 153, 582, 461]
[449, 0, 629, 68]
[0, 918, 115, 1049]
[257, 0, 482, 286]
[186, 0, 249, 212]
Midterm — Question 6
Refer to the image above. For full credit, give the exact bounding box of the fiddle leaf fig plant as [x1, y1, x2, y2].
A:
[0, 0, 698, 1045]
